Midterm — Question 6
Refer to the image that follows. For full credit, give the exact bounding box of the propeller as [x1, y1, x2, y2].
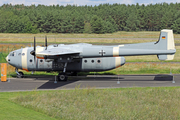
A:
[33, 36, 36, 63]
[30, 37, 36, 56]
[30, 37, 36, 70]
[30, 36, 47, 70]
[45, 36, 47, 50]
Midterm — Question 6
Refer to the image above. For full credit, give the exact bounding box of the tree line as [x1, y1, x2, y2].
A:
[0, 3, 180, 34]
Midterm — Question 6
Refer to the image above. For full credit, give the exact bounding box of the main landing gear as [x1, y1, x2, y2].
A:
[57, 73, 68, 81]
[57, 62, 68, 81]
[15, 68, 24, 78]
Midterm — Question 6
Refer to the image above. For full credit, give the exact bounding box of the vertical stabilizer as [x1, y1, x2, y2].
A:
[157, 29, 175, 60]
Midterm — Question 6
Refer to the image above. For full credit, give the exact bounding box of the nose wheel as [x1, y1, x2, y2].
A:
[17, 72, 24, 78]
[15, 68, 24, 78]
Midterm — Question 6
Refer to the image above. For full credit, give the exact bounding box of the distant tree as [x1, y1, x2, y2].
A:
[90, 15, 104, 34]
[103, 21, 114, 33]
[84, 22, 92, 33]
[124, 12, 139, 31]
[172, 18, 180, 34]
[61, 16, 72, 33]
[73, 16, 84, 33]
[0, 3, 180, 33]
[0, 10, 14, 32]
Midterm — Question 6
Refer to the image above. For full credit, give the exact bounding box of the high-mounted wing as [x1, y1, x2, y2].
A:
[36, 47, 80, 59]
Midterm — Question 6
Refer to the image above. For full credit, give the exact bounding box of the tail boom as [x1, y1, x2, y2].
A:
[116, 29, 176, 60]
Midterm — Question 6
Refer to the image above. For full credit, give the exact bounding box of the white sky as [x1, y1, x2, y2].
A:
[0, 0, 180, 6]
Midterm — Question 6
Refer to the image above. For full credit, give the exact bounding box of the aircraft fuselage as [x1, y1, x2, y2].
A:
[6, 44, 126, 72]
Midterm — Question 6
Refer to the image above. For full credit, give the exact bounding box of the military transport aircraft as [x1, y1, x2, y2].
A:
[6, 29, 176, 81]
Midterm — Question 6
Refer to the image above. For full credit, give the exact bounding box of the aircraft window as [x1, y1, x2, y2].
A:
[29, 59, 32, 62]
[91, 60, 94, 63]
[18, 53, 21, 56]
[40, 60, 43, 62]
[84, 60, 87, 63]
[22, 53, 25, 56]
[10, 52, 16, 56]
[53, 44, 58, 47]
[97, 60, 101, 63]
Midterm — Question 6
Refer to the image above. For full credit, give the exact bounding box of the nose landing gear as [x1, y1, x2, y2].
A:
[15, 68, 24, 78]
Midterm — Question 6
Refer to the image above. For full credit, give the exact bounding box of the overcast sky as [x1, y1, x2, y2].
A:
[1, 0, 180, 6]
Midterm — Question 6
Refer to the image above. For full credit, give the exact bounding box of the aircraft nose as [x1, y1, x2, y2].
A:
[6, 56, 8, 62]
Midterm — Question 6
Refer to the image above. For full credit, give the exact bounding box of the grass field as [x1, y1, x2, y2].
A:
[0, 92, 57, 120]
[1, 31, 180, 38]
[0, 31, 180, 44]
[0, 87, 179, 120]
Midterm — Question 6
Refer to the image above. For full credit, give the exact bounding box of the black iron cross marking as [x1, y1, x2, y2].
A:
[99, 50, 106, 56]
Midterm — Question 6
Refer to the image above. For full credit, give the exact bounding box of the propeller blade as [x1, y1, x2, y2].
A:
[34, 36, 36, 70]
[34, 36, 36, 52]
[30, 37, 36, 56]
[45, 36, 47, 50]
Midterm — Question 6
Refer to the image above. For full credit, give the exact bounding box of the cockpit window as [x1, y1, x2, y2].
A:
[10, 52, 16, 57]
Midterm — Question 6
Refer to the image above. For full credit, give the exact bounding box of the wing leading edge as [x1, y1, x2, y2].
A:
[36, 47, 80, 59]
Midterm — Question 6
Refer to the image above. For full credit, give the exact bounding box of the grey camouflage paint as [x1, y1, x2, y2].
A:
[6, 29, 176, 73]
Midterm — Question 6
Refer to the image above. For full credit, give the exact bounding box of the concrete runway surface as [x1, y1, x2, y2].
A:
[0, 74, 180, 92]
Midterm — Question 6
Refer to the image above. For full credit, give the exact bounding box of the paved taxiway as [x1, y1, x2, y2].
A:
[0, 74, 180, 92]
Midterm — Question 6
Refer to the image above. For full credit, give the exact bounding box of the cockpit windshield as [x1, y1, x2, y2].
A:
[10, 52, 16, 57]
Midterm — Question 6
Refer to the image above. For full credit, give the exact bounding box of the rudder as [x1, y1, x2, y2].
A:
[157, 29, 175, 60]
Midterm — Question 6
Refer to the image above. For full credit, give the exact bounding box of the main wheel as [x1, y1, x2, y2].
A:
[58, 73, 68, 81]
[17, 72, 24, 78]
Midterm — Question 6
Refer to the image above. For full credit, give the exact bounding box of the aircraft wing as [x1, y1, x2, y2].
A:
[36, 47, 80, 57]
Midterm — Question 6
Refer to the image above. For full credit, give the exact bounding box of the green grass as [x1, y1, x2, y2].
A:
[0, 31, 180, 44]
[0, 53, 8, 63]
[0, 31, 180, 38]
[0, 92, 57, 120]
[6, 87, 180, 120]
